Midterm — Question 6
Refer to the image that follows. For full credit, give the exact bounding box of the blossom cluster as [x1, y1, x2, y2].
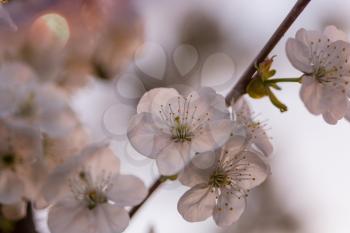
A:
[1, 1, 349, 232]
[127, 88, 271, 226]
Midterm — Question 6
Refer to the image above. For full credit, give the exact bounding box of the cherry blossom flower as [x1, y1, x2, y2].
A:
[286, 25, 350, 124]
[42, 143, 147, 233]
[127, 87, 233, 175]
[0, 62, 81, 137]
[178, 136, 269, 227]
[232, 98, 273, 157]
[0, 118, 42, 205]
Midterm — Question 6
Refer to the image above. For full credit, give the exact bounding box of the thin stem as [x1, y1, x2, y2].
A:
[129, 178, 162, 218]
[265, 77, 302, 84]
[225, 0, 311, 105]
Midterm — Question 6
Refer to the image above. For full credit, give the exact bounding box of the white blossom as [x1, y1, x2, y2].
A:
[286, 25, 350, 124]
[177, 136, 269, 227]
[42, 143, 147, 233]
[232, 98, 273, 157]
[127, 87, 233, 175]
[0, 118, 42, 204]
[0, 62, 81, 137]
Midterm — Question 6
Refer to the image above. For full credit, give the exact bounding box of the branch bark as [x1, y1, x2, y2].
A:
[225, 0, 311, 105]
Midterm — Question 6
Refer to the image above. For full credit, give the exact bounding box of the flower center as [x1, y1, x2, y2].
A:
[86, 189, 107, 210]
[209, 170, 230, 188]
[16, 93, 36, 118]
[69, 170, 111, 210]
[313, 66, 337, 82]
[171, 116, 193, 142]
[1, 152, 16, 167]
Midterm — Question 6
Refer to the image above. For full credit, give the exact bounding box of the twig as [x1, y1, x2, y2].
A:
[225, 0, 311, 105]
[129, 178, 162, 218]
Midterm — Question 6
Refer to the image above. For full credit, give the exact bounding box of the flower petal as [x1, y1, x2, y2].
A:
[127, 112, 171, 159]
[323, 25, 348, 42]
[137, 88, 180, 114]
[156, 142, 190, 175]
[285, 38, 313, 74]
[0, 171, 24, 204]
[107, 175, 147, 207]
[300, 76, 324, 115]
[48, 196, 93, 233]
[95, 204, 130, 233]
[179, 152, 216, 187]
[191, 119, 233, 153]
[236, 151, 270, 189]
[177, 184, 216, 222]
[213, 189, 246, 227]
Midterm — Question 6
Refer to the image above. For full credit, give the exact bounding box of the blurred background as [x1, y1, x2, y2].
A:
[2, 0, 350, 233]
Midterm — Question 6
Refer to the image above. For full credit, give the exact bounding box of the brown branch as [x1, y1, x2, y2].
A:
[225, 0, 311, 105]
[129, 178, 162, 218]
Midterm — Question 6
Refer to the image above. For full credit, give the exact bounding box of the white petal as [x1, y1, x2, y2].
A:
[1, 200, 26, 220]
[127, 112, 172, 159]
[84, 146, 120, 178]
[156, 142, 191, 175]
[195, 87, 230, 120]
[48, 196, 93, 233]
[191, 119, 233, 153]
[213, 189, 246, 227]
[179, 152, 216, 187]
[236, 151, 270, 189]
[0, 171, 24, 204]
[107, 175, 147, 207]
[191, 151, 217, 170]
[137, 88, 180, 114]
[320, 88, 348, 124]
[300, 76, 324, 115]
[95, 204, 130, 233]
[253, 130, 274, 157]
[177, 184, 216, 222]
[323, 25, 348, 42]
[285, 38, 313, 74]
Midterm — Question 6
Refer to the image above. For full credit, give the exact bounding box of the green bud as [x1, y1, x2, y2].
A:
[246, 76, 268, 99]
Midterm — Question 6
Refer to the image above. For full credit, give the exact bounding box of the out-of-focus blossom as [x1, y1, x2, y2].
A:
[232, 98, 273, 157]
[178, 136, 269, 227]
[286, 25, 350, 124]
[0, 118, 42, 204]
[41, 142, 147, 233]
[127, 87, 233, 175]
[0, 62, 81, 137]
[0, 0, 143, 93]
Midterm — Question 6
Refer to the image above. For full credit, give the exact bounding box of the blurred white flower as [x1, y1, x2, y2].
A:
[286, 25, 350, 124]
[177, 136, 269, 227]
[0, 118, 42, 205]
[127, 87, 233, 175]
[42, 143, 147, 233]
[232, 98, 273, 157]
[0, 62, 81, 137]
